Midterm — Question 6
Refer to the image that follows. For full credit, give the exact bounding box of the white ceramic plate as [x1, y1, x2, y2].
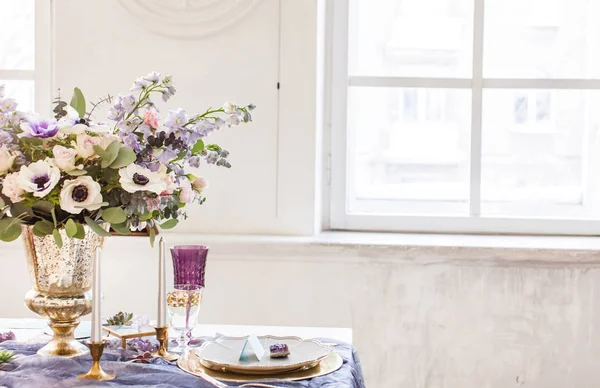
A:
[196, 335, 332, 375]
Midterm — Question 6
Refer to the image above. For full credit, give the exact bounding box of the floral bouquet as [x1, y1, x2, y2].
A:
[0, 72, 254, 246]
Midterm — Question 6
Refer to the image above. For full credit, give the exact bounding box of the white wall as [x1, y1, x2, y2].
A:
[48, 0, 322, 236]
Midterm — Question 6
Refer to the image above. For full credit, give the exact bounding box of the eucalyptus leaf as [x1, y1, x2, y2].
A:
[111, 222, 131, 235]
[191, 139, 205, 154]
[53, 229, 63, 248]
[84, 217, 111, 237]
[70, 87, 86, 118]
[139, 212, 153, 221]
[0, 218, 21, 242]
[74, 223, 86, 239]
[93, 141, 119, 168]
[32, 201, 54, 215]
[149, 227, 156, 247]
[10, 203, 33, 218]
[159, 219, 178, 230]
[102, 207, 126, 224]
[93, 145, 107, 160]
[67, 169, 88, 177]
[109, 146, 136, 169]
[33, 219, 54, 236]
[65, 219, 77, 238]
[32, 227, 47, 238]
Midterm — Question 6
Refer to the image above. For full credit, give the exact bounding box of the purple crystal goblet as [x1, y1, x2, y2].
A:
[170, 245, 208, 288]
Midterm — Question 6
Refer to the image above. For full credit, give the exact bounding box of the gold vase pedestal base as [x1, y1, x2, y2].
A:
[152, 327, 179, 362]
[25, 289, 92, 357]
[77, 340, 116, 381]
[39, 321, 89, 357]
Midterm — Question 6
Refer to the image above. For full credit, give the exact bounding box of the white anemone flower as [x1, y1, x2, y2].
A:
[59, 176, 103, 214]
[119, 164, 167, 194]
[17, 160, 61, 198]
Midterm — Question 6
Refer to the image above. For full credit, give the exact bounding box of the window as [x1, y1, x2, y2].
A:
[0, 0, 36, 112]
[330, 0, 600, 234]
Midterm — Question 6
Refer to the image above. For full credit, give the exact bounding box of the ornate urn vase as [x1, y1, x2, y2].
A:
[21, 225, 106, 357]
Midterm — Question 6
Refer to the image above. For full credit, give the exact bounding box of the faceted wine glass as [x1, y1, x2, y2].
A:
[167, 284, 203, 353]
[170, 245, 209, 287]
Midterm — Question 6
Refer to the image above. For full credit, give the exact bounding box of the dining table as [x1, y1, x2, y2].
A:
[0, 318, 365, 388]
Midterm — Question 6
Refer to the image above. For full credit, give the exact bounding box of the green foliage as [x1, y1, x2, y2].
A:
[110, 146, 136, 169]
[159, 219, 178, 230]
[69, 87, 86, 118]
[102, 207, 126, 224]
[94, 140, 120, 168]
[65, 219, 78, 238]
[33, 220, 54, 236]
[0, 218, 21, 242]
[149, 226, 156, 247]
[53, 229, 63, 248]
[84, 217, 110, 237]
[10, 203, 33, 219]
[74, 223, 86, 239]
[191, 139, 205, 154]
[66, 169, 88, 177]
[111, 222, 131, 235]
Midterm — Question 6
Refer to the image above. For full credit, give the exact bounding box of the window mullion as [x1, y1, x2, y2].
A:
[469, 0, 485, 217]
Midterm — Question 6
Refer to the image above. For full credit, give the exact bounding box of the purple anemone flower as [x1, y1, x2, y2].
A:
[21, 118, 59, 138]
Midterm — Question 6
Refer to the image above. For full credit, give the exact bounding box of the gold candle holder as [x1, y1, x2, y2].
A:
[152, 326, 179, 362]
[77, 340, 116, 381]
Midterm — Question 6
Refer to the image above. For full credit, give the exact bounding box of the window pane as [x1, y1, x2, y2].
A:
[482, 89, 600, 218]
[484, 0, 600, 78]
[1, 80, 35, 112]
[348, 0, 474, 78]
[348, 87, 471, 215]
[0, 0, 34, 70]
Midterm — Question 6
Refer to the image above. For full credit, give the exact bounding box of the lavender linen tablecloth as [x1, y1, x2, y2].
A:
[0, 339, 365, 388]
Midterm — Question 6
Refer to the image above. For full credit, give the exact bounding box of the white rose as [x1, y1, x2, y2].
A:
[1, 172, 24, 203]
[178, 178, 195, 204]
[0, 145, 17, 175]
[59, 176, 103, 214]
[191, 177, 209, 193]
[75, 134, 100, 159]
[52, 145, 80, 172]
[18, 160, 61, 198]
[118, 164, 167, 195]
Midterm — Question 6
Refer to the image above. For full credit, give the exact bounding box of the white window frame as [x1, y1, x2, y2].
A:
[0, 1, 52, 115]
[329, 0, 600, 235]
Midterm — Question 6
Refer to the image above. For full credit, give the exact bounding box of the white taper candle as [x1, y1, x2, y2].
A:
[158, 237, 167, 327]
[91, 247, 102, 343]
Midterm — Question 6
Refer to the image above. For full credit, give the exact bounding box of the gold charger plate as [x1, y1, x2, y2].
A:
[177, 348, 343, 383]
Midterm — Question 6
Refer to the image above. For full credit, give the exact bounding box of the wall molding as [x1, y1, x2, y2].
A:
[116, 0, 264, 39]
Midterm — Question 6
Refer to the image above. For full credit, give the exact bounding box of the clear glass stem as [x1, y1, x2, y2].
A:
[178, 331, 188, 349]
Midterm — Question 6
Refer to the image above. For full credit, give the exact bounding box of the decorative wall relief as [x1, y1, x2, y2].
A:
[116, 0, 264, 39]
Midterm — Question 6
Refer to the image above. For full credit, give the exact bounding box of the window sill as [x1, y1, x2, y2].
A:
[3, 231, 600, 266]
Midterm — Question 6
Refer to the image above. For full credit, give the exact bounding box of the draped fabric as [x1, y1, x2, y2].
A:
[0, 338, 365, 388]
